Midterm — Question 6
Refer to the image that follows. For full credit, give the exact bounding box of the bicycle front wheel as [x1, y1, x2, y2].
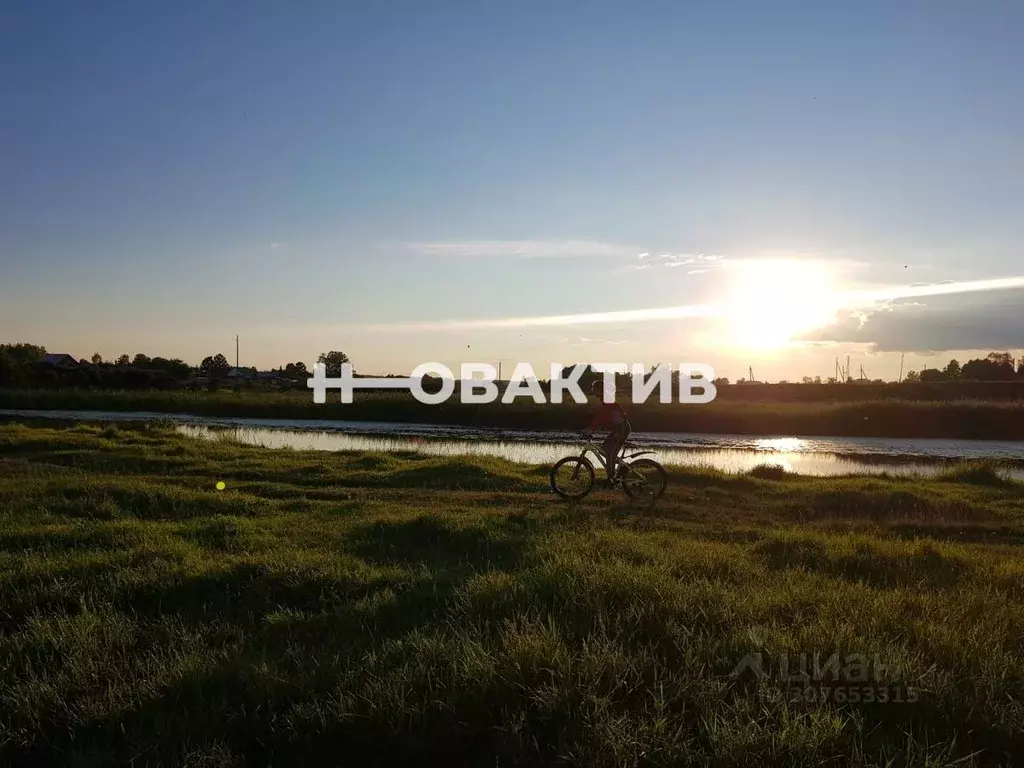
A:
[550, 456, 596, 500]
[621, 458, 667, 502]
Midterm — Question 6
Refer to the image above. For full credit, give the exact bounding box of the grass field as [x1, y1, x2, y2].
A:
[1, 423, 1023, 766]
[4, 388, 1024, 439]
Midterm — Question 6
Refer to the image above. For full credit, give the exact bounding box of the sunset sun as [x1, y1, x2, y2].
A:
[723, 259, 840, 350]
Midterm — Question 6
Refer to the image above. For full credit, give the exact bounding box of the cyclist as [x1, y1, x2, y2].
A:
[583, 379, 632, 482]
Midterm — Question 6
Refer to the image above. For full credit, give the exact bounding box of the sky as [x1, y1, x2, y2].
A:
[3, 1, 1022, 381]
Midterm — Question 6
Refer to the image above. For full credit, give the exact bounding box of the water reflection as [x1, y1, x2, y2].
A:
[4, 408, 1023, 476]
[753, 437, 808, 453]
[179, 425, 1024, 479]
[5, 408, 1024, 463]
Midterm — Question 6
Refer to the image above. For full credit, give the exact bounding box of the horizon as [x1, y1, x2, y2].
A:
[10, 344, 1021, 386]
[4, 2, 1023, 381]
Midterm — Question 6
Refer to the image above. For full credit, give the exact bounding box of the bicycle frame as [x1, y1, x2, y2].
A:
[576, 440, 656, 474]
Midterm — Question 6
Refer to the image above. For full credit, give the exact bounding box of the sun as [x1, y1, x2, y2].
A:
[723, 258, 840, 350]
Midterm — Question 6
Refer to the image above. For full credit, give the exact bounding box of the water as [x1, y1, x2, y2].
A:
[176, 424, 1024, 479]
[4, 408, 1023, 478]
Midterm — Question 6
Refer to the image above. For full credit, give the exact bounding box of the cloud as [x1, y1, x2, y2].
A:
[349, 302, 720, 333]
[572, 337, 630, 346]
[406, 239, 636, 259]
[269, 241, 288, 250]
[634, 252, 725, 271]
[349, 274, 1024, 337]
[799, 285, 1024, 352]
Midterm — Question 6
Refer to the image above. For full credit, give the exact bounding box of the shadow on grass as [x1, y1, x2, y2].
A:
[795, 488, 982, 523]
[884, 522, 1024, 547]
[4, 646, 558, 768]
[348, 513, 532, 572]
[753, 537, 969, 590]
[111, 564, 423, 629]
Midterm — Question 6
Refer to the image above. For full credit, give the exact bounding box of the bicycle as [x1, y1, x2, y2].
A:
[549, 434, 668, 502]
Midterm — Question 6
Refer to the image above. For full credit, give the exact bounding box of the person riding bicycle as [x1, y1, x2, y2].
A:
[583, 379, 632, 482]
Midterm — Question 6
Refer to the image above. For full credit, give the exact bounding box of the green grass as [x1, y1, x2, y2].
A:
[1, 423, 1023, 766]
[934, 460, 1015, 488]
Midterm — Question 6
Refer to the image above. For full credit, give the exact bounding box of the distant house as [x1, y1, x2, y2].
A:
[41, 353, 78, 367]
[226, 367, 256, 380]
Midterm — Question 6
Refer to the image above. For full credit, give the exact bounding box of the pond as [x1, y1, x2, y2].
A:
[177, 424, 1024, 479]
[4, 408, 1023, 478]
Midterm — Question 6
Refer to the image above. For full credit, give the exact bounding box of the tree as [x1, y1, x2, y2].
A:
[0, 343, 46, 363]
[712, 377, 730, 386]
[200, 354, 231, 378]
[91, 353, 103, 365]
[962, 353, 1016, 381]
[132, 353, 151, 367]
[814, 376, 822, 384]
[944, 359, 961, 379]
[801, 376, 814, 384]
[284, 362, 309, 380]
[903, 370, 920, 382]
[115, 354, 130, 366]
[149, 357, 192, 379]
[918, 368, 946, 383]
[317, 350, 352, 377]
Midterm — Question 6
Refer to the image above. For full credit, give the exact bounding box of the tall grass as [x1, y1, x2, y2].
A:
[4, 387, 1024, 439]
[935, 459, 1015, 487]
[1, 423, 1022, 765]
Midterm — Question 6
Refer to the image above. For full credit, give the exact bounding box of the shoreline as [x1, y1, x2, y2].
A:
[3, 389, 1024, 441]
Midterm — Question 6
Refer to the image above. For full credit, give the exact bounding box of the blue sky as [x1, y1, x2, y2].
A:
[3, 1, 1022, 380]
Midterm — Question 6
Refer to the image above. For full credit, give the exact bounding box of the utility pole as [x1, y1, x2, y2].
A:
[898, 353, 905, 383]
[846, 355, 850, 383]
[235, 335, 239, 371]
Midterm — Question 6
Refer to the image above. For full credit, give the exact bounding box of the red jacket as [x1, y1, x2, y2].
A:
[588, 400, 628, 431]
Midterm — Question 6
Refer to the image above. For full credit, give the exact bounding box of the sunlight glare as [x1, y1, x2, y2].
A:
[724, 259, 840, 350]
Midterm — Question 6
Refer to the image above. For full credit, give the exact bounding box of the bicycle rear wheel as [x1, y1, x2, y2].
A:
[620, 458, 667, 502]
[550, 456, 596, 500]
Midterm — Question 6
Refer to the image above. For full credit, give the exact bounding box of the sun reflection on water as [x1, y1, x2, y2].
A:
[753, 437, 809, 452]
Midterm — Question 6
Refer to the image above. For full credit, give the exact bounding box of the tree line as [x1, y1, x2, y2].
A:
[0, 344, 353, 390]
[901, 353, 1023, 383]
[3, 342, 1024, 390]
[557, 355, 1024, 387]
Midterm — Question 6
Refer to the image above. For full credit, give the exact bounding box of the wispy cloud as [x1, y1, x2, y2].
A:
[350, 275, 1024, 334]
[269, 241, 289, 250]
[635, 252, 725, 271]
[405, 239, 636, 259]
[846, 275, 1024, 304]
[573, 337, 630, 346]
[351, 303, 720, 333]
